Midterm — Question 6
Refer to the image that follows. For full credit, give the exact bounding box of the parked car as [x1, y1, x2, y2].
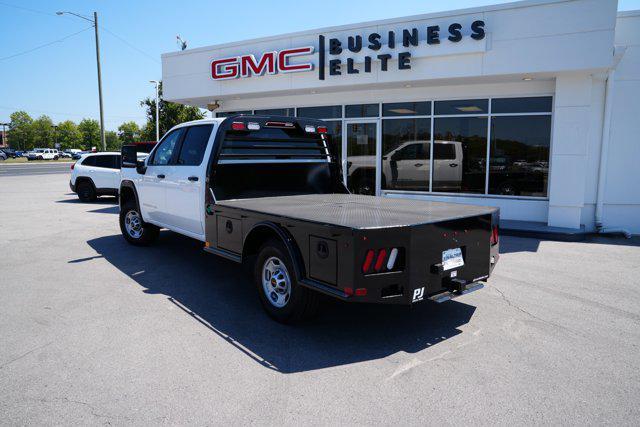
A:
[54, 149, 72, 159]
[69, 152, 122, 202]
[27, 148, 58, 161]
[15, 151, 24, 157]
[119, 116, 500, 323]
[0, 151, 6, 161]
[1, 148, 16, 158]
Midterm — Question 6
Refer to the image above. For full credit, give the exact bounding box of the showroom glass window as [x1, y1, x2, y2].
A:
[381, 101, 431, 191]
[489, 97, 552, 196]
[433, 100, 489, 193]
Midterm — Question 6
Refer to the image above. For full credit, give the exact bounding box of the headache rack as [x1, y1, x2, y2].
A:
[217, 117, 331, 165]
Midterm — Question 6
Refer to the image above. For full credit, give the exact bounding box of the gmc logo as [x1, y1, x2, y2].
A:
[211, 47, 314, 80]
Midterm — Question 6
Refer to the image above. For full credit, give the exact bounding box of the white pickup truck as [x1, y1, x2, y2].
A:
[119, 115, 499, 323]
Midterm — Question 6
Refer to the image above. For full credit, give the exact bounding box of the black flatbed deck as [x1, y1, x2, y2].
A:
[217, 194, 497, 229]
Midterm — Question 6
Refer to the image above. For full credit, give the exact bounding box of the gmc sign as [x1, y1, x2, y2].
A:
[211, 47, 314, 80]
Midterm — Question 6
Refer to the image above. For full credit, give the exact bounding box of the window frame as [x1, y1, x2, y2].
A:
[174, 124, 214, 166]
[149, 128, 185, 166]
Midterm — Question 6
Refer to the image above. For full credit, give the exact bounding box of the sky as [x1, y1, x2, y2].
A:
[1, 0, 639, 131]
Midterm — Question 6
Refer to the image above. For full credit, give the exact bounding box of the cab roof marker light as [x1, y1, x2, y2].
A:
[386, 248, 398, 270]
[265, 121, 294, 128]
[305, 125, 316, 133]
[247, 122, 260, 130]
[317, 126, 328, 134]
[231, 122, 246, 131]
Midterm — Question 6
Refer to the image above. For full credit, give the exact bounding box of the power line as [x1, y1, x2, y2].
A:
[0, 1, 56, 16]
[100, 26, 161, 64]
[0, 27, 93, 62]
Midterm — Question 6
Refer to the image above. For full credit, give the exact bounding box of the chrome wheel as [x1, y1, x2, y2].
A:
[262, 256, 291, 308]
[124, 210, 143, 239]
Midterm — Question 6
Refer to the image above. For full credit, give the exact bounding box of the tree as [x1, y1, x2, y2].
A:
[105, 131, 120, 151]
[78, 118, 100, 149]
[56, 120, 82, 149]
[140, 81, 205, 141]
[7, 111, 34, 150]
[32, 115, 55, 148]
[117, 121, 141, 144]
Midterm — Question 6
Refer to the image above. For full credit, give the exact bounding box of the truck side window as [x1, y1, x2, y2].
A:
[150, 129, 184, 166]
[176, 125, 213, 166]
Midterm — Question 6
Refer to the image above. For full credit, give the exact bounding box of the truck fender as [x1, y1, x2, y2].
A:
[243, 222, 306, 281]
[119, 180, 142, 216]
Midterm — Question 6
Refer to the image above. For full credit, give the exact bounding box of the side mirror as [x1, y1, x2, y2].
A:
[136, 159, 147, 175]
[121, 145, 137, 168]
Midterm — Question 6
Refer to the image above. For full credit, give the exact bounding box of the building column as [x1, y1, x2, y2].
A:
[547, 73, 594, 229]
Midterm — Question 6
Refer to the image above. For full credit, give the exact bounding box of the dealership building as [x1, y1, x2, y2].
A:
[162, 0, 640, 235]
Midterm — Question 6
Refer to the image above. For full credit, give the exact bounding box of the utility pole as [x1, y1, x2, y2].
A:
[93, 12, 105, 151]
[56, 11, 106, 151]
[150, 80, 160, 141]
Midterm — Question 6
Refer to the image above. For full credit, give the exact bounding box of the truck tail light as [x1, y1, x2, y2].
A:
[362, 247, 404, 274]
[231, 122, 246, 131]
[362, 250, 375, 273]
[490, 226, 499, 246]
[374, 249, 387, 272]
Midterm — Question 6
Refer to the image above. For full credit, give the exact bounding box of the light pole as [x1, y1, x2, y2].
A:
[0, 123, 8, 148]
[149, 80, 160, 141]
[56, 11, 106, 151]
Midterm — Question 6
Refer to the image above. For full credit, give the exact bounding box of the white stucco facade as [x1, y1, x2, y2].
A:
[161, 0, 640, 234]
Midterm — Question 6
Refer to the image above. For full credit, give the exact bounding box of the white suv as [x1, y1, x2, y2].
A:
[27, 148, 58, 161]
[70, 152, 122, 202]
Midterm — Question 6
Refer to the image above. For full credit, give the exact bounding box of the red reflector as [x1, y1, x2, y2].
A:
[317, 126, 328, 134]
[374, 248, 387, 272]
[344, 287, 354, 296]
[362, 250, 375, 273]
[355, 288, 367, 296]
[70, 163, 75, 170]
[490, 226, 499, 245]
[231, 122, 246, 131]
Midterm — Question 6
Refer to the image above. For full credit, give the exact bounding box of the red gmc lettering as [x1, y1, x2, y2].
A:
[240, 52, 276, 77]
[211, 57, 239, 80]
[278, 47, 314, 73]
[211, 47, 314, 80]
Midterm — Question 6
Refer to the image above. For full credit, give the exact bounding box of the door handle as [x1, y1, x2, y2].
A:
[188, 176, 199, 182]
[157, 174, 165, 179]
[414, 163, 424, 167]
[449, 163, 458, 167]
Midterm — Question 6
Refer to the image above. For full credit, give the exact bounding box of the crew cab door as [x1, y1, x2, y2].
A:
[139, 128, 184, 223]
[162, 124, 214, 237]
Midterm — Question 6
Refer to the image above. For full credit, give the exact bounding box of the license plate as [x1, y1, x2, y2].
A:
[442, 248, 464, 271]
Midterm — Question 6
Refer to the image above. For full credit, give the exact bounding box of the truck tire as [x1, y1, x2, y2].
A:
[119, 202, 159, 246]
[254, 239, 319, 323]
[76, 181, 97, 202]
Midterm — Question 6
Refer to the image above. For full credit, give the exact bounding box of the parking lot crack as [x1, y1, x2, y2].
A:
[0, 341, 53, 370]
[489, 283, 576, 334]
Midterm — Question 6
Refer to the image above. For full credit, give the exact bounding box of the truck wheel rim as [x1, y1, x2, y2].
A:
[262, 257, 291, 308]
[125, 210, 143, 239]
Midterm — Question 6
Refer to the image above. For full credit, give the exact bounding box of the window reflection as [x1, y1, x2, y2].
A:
[381, 118, 430, 191]
[489, 116, 551, 196]
[346, 122, 376, 195]
[433, 117, 487, 193]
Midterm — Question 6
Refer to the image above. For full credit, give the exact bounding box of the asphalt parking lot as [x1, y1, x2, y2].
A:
[1, 168, 639, 425]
